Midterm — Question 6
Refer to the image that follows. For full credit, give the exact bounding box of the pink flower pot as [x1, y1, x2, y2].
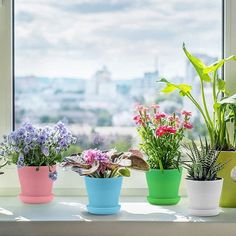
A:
[18, 165, 56, 204]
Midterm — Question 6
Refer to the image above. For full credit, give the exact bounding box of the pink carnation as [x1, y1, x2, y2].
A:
[183, 122, 193, 129]
[133, 115, 143, 125]
[182, 111, 192, 117]
[155, 112, 166, 121]
[155, 125, 177, 137]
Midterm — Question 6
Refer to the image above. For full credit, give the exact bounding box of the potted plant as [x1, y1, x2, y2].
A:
[183, 138, 227, 216]
[133, 104, 193, 205]
[160, 44, 236, 207]
[0, 121, 76, 204]
[62, 149, 149, 215]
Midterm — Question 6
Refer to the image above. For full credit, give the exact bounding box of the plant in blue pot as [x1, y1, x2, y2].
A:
[62, 149, 149, 215]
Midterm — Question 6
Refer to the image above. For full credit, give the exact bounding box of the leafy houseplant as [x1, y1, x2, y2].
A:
[160, 44, 236, 207]
[0, 121, 76, 204]
[160, 44, 236, 150]
[62, 149, 149, 214]
[183, 138, 226, 216]
[134, 104, 193, 205]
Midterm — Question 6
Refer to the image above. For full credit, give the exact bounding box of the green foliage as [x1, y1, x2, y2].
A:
[159, 44, 236, 150]
[118, 167, 131, 177]
[183, 138, 227, 181]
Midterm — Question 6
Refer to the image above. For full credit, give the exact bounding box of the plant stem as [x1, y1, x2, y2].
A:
[187, 93, 214, 145]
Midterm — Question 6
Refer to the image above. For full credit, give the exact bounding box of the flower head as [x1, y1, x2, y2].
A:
[155, 112, 166, 121]
[182, 111, 192, 117]
[183, 122, 193, 129]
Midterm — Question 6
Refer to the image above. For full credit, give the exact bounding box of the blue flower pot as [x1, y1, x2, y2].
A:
[85, 176, 123, 215]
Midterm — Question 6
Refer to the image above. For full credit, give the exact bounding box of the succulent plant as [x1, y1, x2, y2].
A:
[183, 138, 228, 181]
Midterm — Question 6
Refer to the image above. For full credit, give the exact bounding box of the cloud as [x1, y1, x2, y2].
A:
[15, 0, 222, 79]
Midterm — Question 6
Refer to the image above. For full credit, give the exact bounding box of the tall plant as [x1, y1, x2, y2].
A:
[160, 44, 236, 150]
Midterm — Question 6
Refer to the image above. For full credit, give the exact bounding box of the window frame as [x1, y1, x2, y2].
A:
[0, 0, 235, 196]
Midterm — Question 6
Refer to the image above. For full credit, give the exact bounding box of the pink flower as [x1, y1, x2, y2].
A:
[155, 125, 177, 137]
[166, 126, 177, 134]
[183, 122, 193, 129]
[133, 115, 143, 125]
[135, 104, 148, 112]
[150, 104, 160, 110]
[156, 126, 166, 137]
[182, 111, 192, 117]
[155, 112, 166, 121]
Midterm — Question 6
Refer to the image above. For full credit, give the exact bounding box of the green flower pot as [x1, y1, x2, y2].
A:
[146, 168, 182, 205]
[217, 151, 236, 207]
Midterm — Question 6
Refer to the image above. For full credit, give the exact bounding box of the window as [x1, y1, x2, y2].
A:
[1, 0, 236, 195]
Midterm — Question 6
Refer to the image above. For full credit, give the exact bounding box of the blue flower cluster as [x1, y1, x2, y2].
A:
[0, 121, 77, 167]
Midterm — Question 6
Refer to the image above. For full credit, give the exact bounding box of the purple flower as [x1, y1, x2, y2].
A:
[42, 146, 49, 156]
[17, 128, 25, 137]
[38, 135, 46, 144]
[49, 171, 57, 181]
[55, 147, 61, 154]
[24, 136, 32, 144]
[17, 153, 25, 168]
[23, 146, 29, 154]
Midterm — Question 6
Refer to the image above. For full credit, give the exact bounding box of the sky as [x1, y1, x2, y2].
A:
[15, 0, 222, 80]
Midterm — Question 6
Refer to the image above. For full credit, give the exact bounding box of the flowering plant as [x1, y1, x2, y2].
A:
[134, 104, 193, 170]
[61, 149, 149, 178]
[0, 122, 76, 179]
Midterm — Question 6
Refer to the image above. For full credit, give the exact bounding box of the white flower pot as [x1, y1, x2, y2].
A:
[186, 179, 223, 216]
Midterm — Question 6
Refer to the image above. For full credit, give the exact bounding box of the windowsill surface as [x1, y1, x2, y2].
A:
[0, 196, 234, 222]
[0, 196, 235, 236]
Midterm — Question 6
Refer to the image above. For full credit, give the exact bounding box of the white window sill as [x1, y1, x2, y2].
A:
[0, 197, 235, 236]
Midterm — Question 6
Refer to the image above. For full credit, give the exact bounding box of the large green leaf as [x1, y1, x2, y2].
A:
[203, 55, 236, 74]
[183, 43, 211, 82]
[159, 78, 192, 96]
[219, 94, 236, 104]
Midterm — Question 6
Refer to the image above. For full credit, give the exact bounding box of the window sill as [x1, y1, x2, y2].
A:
[0, 196, 235, 236]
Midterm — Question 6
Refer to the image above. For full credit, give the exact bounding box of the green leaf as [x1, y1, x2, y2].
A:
[183, 43, 211, 82]
[158, 78, 192, 96]
[118, 168, 131, 177]
[203, 55, 236, 74]
[219, 94, 236, 105]
[213, 102, 221, 111]
[217, 79, 225, 91]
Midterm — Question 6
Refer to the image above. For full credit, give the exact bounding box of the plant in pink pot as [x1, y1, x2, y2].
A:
[0, 121, 76, 204]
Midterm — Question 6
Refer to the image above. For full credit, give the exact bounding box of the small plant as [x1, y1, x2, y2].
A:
[183, 138, 227, 181]
[133, 104, 193, 170]
[61, 149, 149, 178]
[160, 44, 236, 150]
[0, 121, 76, 179]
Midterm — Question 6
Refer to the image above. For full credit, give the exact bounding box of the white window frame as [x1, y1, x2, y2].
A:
[0, 0, 235, 196]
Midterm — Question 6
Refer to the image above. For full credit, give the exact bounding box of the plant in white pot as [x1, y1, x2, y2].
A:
[183, 138, 227, 216]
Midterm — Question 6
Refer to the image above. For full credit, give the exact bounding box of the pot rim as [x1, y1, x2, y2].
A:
[217, 150, 236, 153]
[85, 176, 123, 180]
[148, 167, 182, 172]
[17, 165, 57, 169]
[185, 178, 223, 183]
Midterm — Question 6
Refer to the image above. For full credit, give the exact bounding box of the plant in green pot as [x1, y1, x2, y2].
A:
[134, 104, 193, 205]
[160, 44, 236, 207]
[183, 138, 227, 216]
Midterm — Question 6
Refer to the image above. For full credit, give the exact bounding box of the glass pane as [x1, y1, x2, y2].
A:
[14, 0, 222, 153]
